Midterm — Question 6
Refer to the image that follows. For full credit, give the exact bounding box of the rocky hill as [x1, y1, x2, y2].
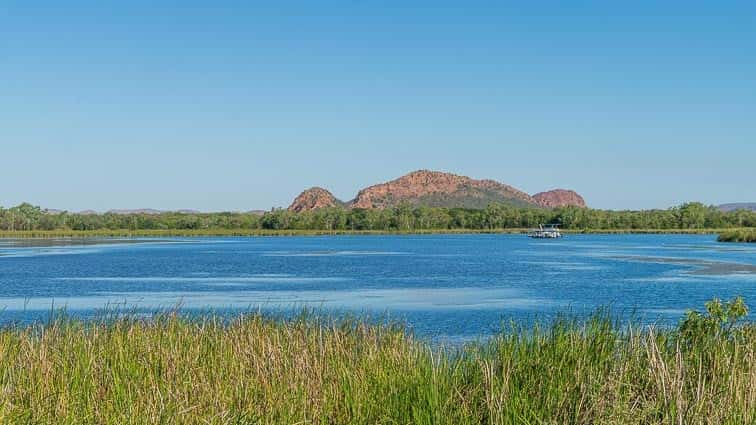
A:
[107, 209, 164, 215]
[288, 170, 586, 212]
[533, 189, 587, 208]
[719, 203, 756, 212]
[351, 170, 535, 209]
[288, 187, 343, 212]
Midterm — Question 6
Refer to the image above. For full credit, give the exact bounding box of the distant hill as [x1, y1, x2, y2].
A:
[45, 209, 208, 215]
[106, 209, 225, 215]
[351, 170, 536, 209]
[288, 170, 587, 211]
[533, 189, 587, 208]
[719, 203, 756, 212]
[289, 187, 346, 213]
[107, 209, 163, 215]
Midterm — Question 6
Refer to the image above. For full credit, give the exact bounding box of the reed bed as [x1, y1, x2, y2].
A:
[0, 304, 753, 424]
[718, 228, 756, 243]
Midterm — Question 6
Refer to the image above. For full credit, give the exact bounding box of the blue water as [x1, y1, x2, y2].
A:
[1, 234, 754, 342]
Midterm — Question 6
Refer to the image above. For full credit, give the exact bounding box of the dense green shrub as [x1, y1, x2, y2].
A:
[1, 201, 755, 233]
[718, 228, 756, 242]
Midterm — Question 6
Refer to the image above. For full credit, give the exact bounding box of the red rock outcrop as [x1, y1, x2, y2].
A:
[533, 189, 587, 208]
[287, 171, 588, 212]
[288, 187, 341, 212]
[350, 170, 536, 209]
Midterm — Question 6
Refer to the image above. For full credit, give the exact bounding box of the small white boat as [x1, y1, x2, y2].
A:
[528, 224, 562, 239]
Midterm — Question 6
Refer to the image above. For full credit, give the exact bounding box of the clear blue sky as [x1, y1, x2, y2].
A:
[2, 1, 754, 211]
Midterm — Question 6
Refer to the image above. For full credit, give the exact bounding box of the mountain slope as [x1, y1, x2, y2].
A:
[350, 170, 536, 209]
[288, 170, 587, 211]
[719, 203, 756, 212]
[533, 189, 587, 208]
[288, 187, 343, 212]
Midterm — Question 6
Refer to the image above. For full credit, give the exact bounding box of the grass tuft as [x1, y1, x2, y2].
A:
[0, 300, 753, 424]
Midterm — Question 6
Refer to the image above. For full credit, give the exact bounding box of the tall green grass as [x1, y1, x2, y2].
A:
[718, 228, 756, 242]
[0, 300, 753, 424]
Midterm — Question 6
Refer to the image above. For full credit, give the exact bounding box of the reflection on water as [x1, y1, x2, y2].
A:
[0, 234, 754, 340]
[0, 238, 168, 248]
[0, 238, 176, 258]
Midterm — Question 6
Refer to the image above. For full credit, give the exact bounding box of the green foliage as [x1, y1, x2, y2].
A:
[0, 300, 753, 424]
[718, 228, 756, 242]
[0, 201, 755, 234]
[679, 296, 749, 344]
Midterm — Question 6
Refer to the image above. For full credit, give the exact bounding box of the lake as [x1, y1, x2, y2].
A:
[1, 234, 754, 342]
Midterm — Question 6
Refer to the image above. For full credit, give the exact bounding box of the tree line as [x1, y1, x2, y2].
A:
[1, 202, 755, 232]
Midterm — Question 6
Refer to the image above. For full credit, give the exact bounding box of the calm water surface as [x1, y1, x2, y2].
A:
[1, 234, 754, 342]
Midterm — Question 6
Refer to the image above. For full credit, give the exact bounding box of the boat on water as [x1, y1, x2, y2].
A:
[528, 224, 562, 238]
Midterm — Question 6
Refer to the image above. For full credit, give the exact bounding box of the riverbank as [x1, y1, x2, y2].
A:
[0, 227, 746, 238]
[0, 301, 753, 424]
[718, 229, 756, 243]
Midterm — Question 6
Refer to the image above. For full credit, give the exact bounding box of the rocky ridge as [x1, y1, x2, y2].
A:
[288, 187, 342, 213]
[533, 189, 587, 209]
[351, 170, 535, 209]
[288, 170, 587, 212]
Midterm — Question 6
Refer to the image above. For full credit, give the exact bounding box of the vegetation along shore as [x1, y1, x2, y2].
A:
[0, 298, 752, 424]
[718, 228, 756, 243]
[1, 201, 754, 237]
[0, 227, 748, 239]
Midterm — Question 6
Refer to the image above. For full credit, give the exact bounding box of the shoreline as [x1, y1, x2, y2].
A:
[0, 227, 746, 238]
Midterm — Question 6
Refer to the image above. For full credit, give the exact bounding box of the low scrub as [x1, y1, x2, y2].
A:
[718, 228, 756, 242]
[0, 299, 753, 424]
